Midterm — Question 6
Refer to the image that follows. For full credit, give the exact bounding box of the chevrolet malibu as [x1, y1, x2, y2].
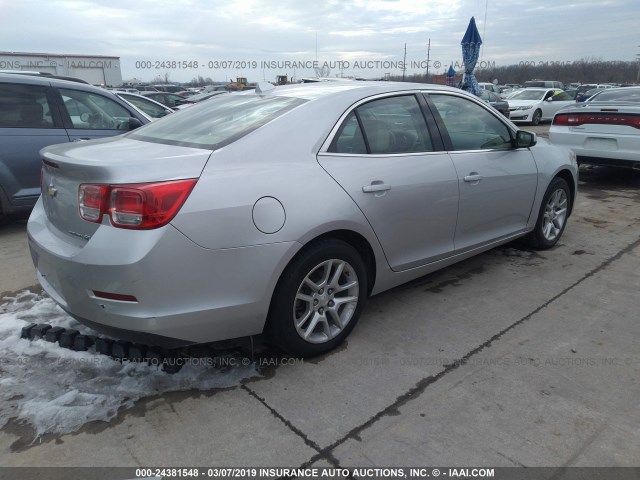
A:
[28, 82, 578, 357]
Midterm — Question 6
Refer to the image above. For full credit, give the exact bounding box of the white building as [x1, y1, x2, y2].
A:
[0, 52, 122, 86]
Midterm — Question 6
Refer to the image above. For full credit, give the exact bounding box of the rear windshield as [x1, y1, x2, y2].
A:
[129, 94, 306, 149]
[588, 88, 640, 103]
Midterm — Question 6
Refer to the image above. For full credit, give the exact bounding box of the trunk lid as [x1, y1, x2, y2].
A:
[40, 136, 212, 242]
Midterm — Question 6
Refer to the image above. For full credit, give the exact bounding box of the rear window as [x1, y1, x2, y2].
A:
[129, 94, 306, 149]
[588, 88, 640, 103]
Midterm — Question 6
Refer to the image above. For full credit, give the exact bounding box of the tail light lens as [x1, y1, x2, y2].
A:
[78, 179, 197, 229]
[553, 113, 640, 129]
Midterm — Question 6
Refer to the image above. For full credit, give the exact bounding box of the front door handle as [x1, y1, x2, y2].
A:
[72, 138, 91, 142]
[362, 183, 391, 193]
[463, 173, 483, 183]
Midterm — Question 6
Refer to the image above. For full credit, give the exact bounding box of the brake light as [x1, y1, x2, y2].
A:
[78, 179, 197, 229]
[553, 113, 640, 129]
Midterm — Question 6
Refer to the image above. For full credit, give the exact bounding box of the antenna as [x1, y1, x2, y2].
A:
[402, 43, 407, 81]
[426, 38, 431, 81]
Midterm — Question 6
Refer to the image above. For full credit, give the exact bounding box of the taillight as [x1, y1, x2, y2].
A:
[553, 112, 640, 129]
[78, 179, 197, 229]
[79, 184, 108, 222]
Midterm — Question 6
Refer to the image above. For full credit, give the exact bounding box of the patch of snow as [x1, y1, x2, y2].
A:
[0, 290, 259, 440]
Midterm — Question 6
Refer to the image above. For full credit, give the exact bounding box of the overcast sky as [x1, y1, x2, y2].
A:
[1, 0, 638, 83]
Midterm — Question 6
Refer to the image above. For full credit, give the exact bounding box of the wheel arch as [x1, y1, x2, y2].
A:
[276, 229, 377, 297]
[554, 168, 576, 216]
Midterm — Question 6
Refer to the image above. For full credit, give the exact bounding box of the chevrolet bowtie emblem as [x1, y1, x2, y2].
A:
[47, 185, 58, 197]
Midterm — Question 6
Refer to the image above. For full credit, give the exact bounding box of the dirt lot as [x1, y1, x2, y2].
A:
[1, 125, 639, 469]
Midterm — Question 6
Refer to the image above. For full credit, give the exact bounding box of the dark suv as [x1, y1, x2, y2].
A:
[0, 74, 149, 217]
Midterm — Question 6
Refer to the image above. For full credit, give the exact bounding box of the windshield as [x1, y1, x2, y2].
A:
[129, 94, 306, 149]
[509, 90, 545, 101]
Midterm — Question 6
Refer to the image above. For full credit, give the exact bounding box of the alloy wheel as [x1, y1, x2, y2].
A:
[293, 259, 359, 344]
[542, 188, 568, 241]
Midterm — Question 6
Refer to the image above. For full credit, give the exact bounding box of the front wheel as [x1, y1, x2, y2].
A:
[266, 239, 368, 357]
[531, 109, 542, 125]
[528, 177, 571, 250]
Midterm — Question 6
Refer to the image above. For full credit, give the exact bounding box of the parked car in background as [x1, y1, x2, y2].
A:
[508, 88, 575, 125]
[575, 84, 616, 102]
[175, 90, 198, 98]
[142, 91, 194, 108]
[550, 86, 640, 168]
[116, 92, 174, 119]
[479, 82, 502, 96]
[523, 80, 565, 90]
[505, 83, 521, 89]
[151, 84, 183, 93]
[0, 73, 149, 217]
[184, 90, 227, 103]
[563, 89, 578, 101]
[29, 81, 577, 356]
[203, 84, 230, 92]
[479, 89, 510, 118]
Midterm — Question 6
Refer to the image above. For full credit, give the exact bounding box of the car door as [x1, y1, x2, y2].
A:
[317, 94, 459, 271]
[55, 87, 140, 142]
[426, 92, 538, 253]
[0, 82, 69, 209]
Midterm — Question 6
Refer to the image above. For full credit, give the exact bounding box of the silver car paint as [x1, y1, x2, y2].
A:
[28, 82, 578, 345]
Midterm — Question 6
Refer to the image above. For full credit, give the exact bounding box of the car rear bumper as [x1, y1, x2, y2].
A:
[550, 129, 640, 165]
[27, 198, 299, 346]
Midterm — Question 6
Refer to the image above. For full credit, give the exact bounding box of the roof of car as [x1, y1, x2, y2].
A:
[255, 81, 468, 102]
[0, 72, 105, 91]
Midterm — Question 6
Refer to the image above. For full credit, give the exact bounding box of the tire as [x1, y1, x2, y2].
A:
[266, 238, 368, 357]
[528, 177, 571, 250]
[531, 109, 542, 125]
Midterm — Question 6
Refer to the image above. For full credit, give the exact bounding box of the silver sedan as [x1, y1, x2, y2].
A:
[28, 82, 578, 356]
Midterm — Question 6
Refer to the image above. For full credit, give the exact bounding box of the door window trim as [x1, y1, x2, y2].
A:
[422, 91, 523, 153]
[319, 91, 444, 157]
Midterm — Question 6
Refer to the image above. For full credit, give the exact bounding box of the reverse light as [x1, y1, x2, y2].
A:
[78, 179, 197, 229]
[553, 112, 640, 129]
[79, 185, 108, 222]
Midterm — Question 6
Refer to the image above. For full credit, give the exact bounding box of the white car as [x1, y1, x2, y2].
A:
[479, 82, 502, 95]
[549, 86, 640, 168]
[508, 88, 576, 125]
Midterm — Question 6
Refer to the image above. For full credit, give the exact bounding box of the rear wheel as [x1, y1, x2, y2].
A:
[266, 239, 367, 357]
[531, 109, 542, 125]
[529, 177, 571, 250]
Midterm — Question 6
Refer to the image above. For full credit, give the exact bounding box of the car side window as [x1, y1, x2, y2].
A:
[430, 94, 513, 151]
[59, 89, 132, 130]
[330, 95, 433, 154]
[0, 83, 55, 128]
[329, 112, 367, 154]
[551, 91, 571, 101]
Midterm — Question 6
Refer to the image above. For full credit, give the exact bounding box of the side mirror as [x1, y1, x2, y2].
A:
[128, 117, 143, 130]
[515, 130, 537, 148]
[546, 97, 553, 102]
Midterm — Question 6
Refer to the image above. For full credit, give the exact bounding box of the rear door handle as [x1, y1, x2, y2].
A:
[362, 183, 391, 193]
[72, 138, 91, 142]
[463, 173, 483, 183]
